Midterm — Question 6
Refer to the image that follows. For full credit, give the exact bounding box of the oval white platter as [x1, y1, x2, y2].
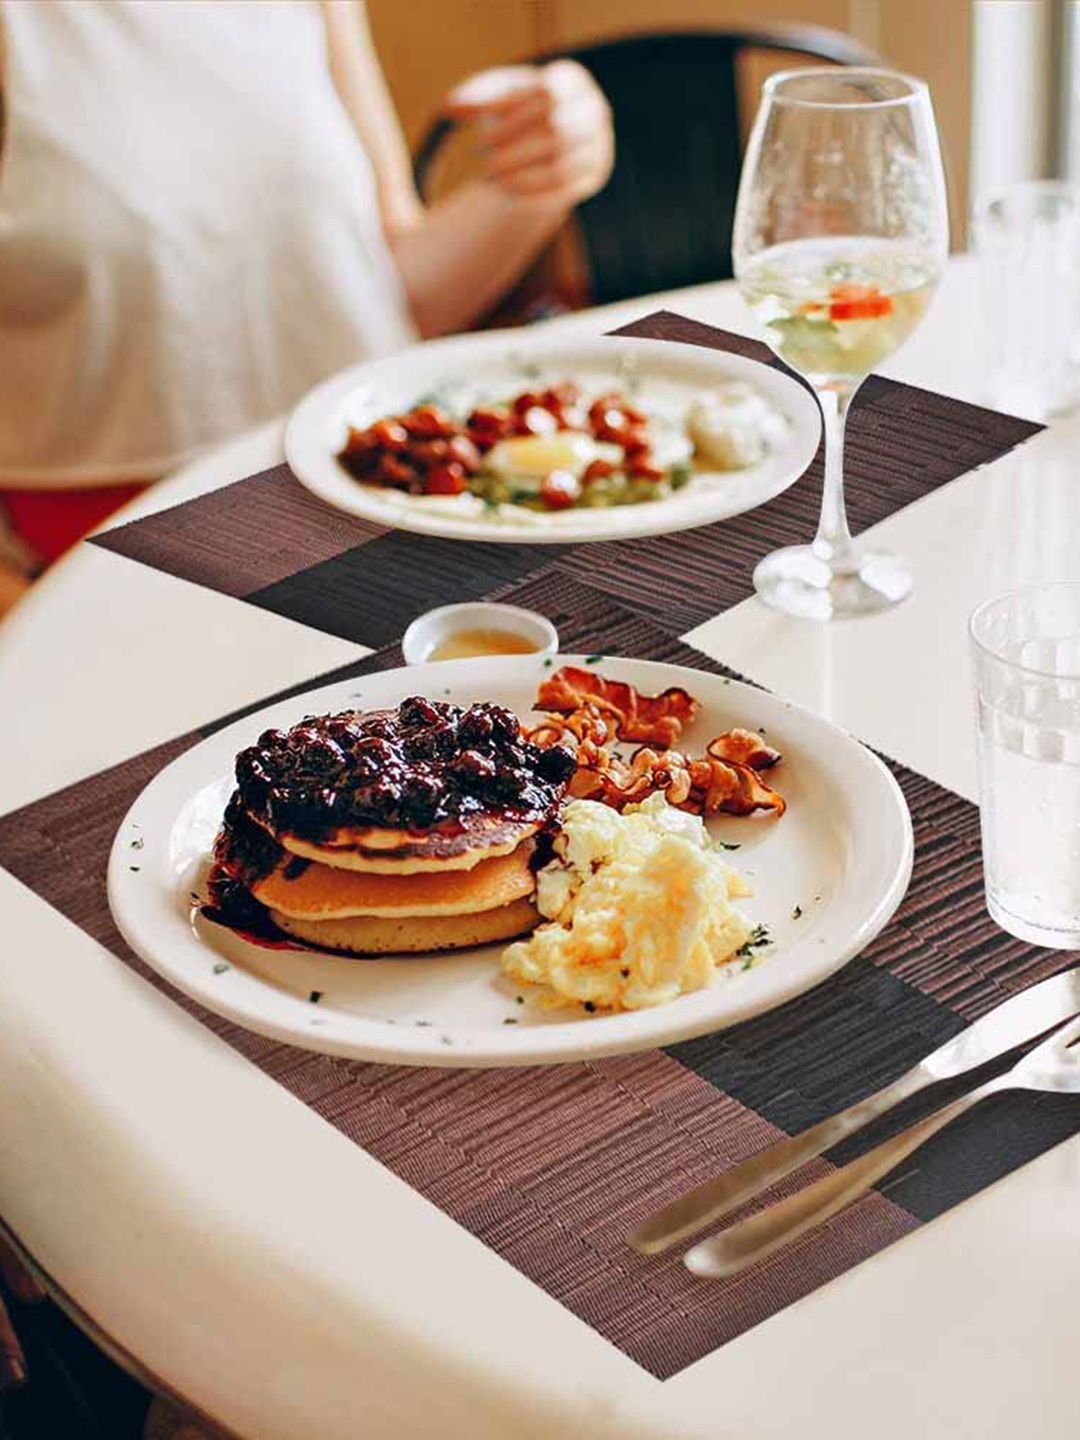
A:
[107, 655, 912, 1068]
[284, 332, 821, 544]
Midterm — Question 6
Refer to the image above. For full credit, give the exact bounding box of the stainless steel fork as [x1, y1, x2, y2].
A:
[683, 1011, 1080, 1279]
[631, 966, 1080, 1256]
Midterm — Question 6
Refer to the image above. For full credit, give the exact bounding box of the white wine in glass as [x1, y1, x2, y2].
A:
[733, 69, 949, 619]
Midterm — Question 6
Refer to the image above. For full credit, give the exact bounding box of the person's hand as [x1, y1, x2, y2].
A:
[0, 1233, 45, 1391]
[445, 60, 614, 207]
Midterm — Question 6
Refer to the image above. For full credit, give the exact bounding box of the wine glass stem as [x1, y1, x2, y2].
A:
[812, 386, 858, 576]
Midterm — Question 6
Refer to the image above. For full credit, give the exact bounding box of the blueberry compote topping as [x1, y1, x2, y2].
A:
[233, 698, 576, 840]
[202, 795, 284, 936]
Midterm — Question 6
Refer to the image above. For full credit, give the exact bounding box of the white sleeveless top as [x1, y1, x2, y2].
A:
[0, 0, 415, 486]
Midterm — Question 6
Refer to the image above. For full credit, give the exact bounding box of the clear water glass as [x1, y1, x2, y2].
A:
[970, 583, 1080, 948]
[973, 181, 1080, 421]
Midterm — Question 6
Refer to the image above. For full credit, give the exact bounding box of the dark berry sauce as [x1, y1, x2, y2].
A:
[201, 797, 289, 938]
[233, 697, 576, 842]
[203, 698, 575, 946]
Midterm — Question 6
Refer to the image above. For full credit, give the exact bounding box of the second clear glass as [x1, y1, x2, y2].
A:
[971, 583, 1080, 949]
[733, 68, 949, 621]
[974, 180, 1080, 422]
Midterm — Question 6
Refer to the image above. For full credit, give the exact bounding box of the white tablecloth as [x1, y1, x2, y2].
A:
[2, 256, 1078, 1439]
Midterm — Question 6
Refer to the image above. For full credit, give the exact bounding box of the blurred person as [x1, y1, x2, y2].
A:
[0, 0, 610, 1427]
[0, 0, 613, 613]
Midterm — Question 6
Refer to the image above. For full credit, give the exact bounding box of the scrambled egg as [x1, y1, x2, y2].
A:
[501, 795, 752, 1012]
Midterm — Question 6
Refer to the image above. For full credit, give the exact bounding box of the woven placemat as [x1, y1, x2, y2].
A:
[6, 313, 1059, 1377]
[91, 312, 1043, 646]
[0, 572, 1073, 1380]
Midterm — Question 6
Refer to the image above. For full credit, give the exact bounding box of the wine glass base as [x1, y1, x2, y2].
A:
[753, 545, 913, 621]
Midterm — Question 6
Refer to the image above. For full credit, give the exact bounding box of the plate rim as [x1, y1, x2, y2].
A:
[283, 332, 822, 545]
[107, 655, 913, 1069]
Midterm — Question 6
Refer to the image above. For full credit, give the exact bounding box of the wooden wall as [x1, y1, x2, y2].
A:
[366, 0, 972, 237]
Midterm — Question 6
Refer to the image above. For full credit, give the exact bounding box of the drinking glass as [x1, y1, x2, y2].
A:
[973, 181, 1080, 421]
[733, 69, 949, 620]
[970, 583, 1080, 949]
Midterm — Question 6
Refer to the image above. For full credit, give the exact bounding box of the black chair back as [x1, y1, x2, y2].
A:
[415, 25, 880, 306]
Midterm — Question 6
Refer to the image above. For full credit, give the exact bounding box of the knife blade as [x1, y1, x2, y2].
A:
[630, 964, 1080, 1256]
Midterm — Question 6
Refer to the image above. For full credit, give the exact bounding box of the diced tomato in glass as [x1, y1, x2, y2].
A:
[827, 283, 892, 320]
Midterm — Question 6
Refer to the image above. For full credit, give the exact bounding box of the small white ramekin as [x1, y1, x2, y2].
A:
[401, 602, 558, 666]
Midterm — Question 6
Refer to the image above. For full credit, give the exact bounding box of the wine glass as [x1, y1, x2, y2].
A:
[733, 68, 949, 620]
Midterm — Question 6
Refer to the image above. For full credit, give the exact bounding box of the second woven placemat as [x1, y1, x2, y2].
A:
[92, 311, 1043, 645]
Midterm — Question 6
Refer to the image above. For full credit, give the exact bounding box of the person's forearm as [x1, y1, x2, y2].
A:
[386, 180, 569, 338]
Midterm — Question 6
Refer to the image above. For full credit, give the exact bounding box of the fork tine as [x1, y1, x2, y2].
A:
[1029, 1009, 1080, 1057]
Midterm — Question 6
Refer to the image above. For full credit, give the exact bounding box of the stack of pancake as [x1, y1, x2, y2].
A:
[209, 697, 576, 956]
[239, 807, 543, 954]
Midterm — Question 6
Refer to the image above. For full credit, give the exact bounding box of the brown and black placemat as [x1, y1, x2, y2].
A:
[1, 573, 1074, 1381]
[92, 312, 1043, 647]
[6, 313, 1059, 1377]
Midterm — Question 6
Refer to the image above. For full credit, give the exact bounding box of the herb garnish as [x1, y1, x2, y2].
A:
[212, 962, 230, 975]
[736, 924, 771, 960]
[502, 1017, 518, 1026]
[584, 653, 605, 666]
[129, 865, 140, 873]
[792, 904, 803, 920]
[719, 841, 741, 852]
[129, 837, 145, 850]
[583, 1000, 596, 1013]
[309, 990, 323, 1004]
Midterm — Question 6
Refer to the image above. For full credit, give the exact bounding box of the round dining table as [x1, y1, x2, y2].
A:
[2, 256, 1079, 1440]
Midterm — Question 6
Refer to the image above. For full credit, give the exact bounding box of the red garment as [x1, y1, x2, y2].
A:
[2, 483, 149, 565]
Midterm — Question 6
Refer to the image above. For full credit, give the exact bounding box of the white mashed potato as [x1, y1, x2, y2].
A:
[501, 795, 753, 1012]
[686, 383, 788, 470]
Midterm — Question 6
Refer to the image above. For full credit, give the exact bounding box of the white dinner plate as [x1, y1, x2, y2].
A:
[108, 655, 912, 1068]
[284, 332, 821, 544]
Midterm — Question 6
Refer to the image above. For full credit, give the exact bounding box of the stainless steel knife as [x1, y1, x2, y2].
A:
[630, 965, 1080, 1256]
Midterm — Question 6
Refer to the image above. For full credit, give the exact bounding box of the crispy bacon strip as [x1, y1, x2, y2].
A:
[523, 722, 786, 817]
[688, 754, 786, 817]
[566, 745, 786, 817]
[526, 670, 785, 818]
[536, 665, 699, 748]
[524, 703, 614, 751]
[706, 729, 781, 772]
